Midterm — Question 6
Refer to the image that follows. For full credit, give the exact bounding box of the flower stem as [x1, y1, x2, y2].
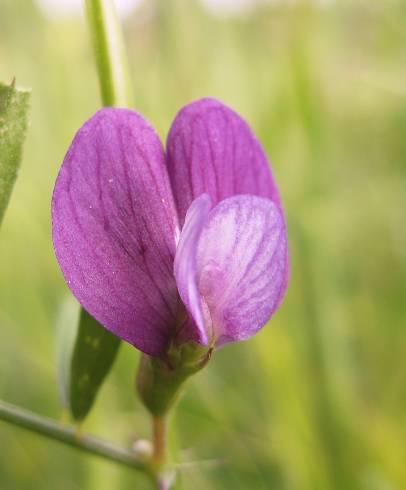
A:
[84, 0, 133, 107]
[152, 415, 167, 468]
[0, 399, 150, 476]
[152, 415, 172, 489]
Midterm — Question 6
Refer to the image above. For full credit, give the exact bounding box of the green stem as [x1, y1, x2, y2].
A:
[85, 0, 133, 107]
[153, 415, 174, 490]
[0, 399, 151, 477]
[152, 415, 167, 468]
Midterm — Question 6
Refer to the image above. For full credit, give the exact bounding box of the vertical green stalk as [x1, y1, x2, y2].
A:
[152, 415, 167, 468]
[85, 0, 133, 107]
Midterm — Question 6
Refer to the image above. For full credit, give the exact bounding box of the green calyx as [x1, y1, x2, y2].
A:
[136, 342, 211, 417]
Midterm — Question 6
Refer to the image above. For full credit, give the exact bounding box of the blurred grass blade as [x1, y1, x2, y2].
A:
[69, 308, 121, 421]
[0, 80, 30, 226]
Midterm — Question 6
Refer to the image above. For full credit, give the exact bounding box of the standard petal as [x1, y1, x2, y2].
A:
[174, 194, 288, 346]
[166, 97, 282, 224]
[52, 108, 180, 357]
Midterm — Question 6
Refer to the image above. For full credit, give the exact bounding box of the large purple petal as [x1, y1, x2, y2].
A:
[52, 108, 180, 357]
[166, 97, 282, 225]
[174, 194, 288, 346]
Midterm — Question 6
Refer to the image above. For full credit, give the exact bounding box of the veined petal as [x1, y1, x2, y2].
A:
[174, 194, 288, 346]
[52, 108, 179, 357]
[173, 194, 212, 345]
[166, 97, 282, 225]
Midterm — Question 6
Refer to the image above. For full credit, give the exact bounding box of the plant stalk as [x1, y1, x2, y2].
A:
[152, 415, 167, 467]
[0, 399, 151, 476]
[85, 0, 133, 107]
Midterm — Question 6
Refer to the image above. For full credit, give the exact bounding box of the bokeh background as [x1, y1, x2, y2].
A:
[1, 0, 406, 488]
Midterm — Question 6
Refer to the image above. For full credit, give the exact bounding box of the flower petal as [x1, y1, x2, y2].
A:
[173, 194, 212, 345]
[174, 194, 288, 346]
[52, 108, 180, 357]
[166, 97, 282, 225]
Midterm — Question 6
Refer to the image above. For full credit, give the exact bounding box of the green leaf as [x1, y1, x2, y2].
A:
[69, 307, 121, 421]
[0, 80, 30, 225]
[55, 297, 80, 411]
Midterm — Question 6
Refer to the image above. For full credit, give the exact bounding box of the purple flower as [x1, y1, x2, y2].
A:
[52, 98, 289, 358]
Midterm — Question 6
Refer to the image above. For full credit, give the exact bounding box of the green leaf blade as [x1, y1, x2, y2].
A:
[56, 298, 80, 411]
[0, 80, 30, 225]
[69, 308, 121, 421]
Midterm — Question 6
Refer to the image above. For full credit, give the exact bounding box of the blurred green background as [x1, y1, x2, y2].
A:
[1, 0, 406, 488]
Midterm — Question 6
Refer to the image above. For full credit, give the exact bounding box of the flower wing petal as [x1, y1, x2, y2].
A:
[174, 195, 288, 346]
[52, 108, 179, 356]
[173, 194, 212, 345]
[166, 97, 282, 224]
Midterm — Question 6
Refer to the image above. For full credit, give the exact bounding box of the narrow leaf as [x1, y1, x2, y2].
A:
[0, 80, 30, 225]
[69, 308, 121, 421]
[55, 297, 80, 411]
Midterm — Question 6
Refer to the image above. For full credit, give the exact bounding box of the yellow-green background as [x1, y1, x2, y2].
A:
[1, 0, 405, 488]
